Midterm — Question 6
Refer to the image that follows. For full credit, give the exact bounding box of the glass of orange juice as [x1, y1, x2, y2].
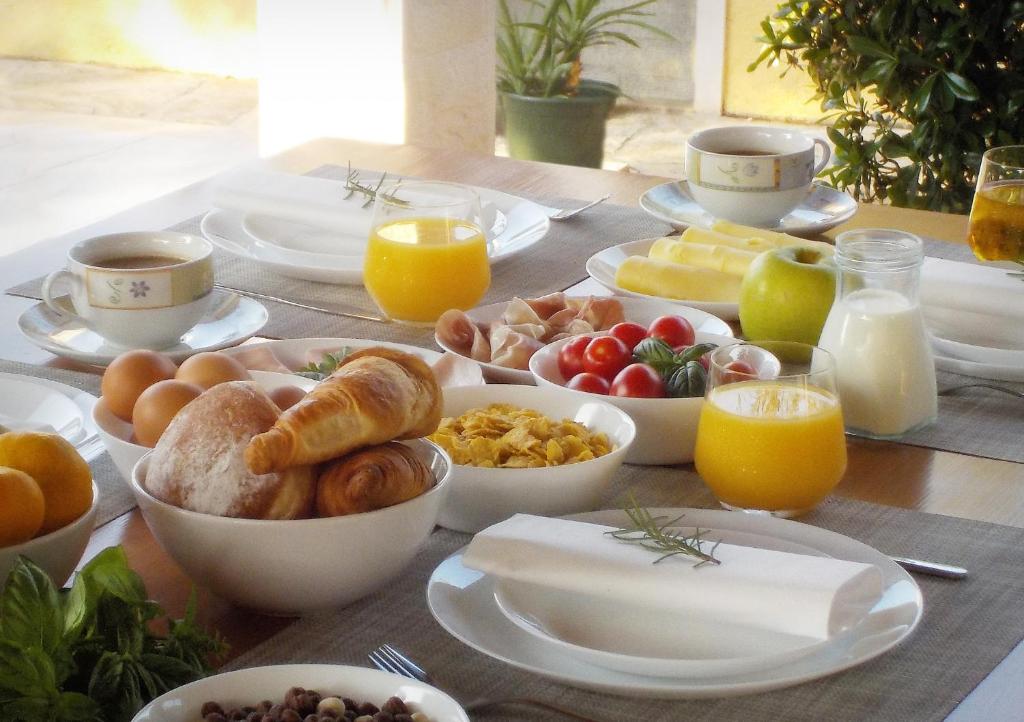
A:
[694, 341, 847, 517]
[364, 181, 490, 324]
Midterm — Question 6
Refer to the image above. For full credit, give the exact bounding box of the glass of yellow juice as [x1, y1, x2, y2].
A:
[694, 341, 847, 518]
[364, 181, 490, 324]
[967, 145, 1024, 264]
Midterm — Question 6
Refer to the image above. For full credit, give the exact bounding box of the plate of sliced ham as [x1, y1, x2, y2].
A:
[435, 294, 734, 384]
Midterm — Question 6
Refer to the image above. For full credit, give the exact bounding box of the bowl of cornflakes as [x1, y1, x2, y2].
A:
[428, 385, 635, 533]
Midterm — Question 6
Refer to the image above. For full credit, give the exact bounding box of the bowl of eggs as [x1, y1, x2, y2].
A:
[93, 350, 313, 482]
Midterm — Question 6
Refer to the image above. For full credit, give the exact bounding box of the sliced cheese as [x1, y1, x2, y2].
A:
[615, 256, 742, 302]
[711, 219, 835, 256]
[649, 237, 759, 277]
[680, 227, 775, 254]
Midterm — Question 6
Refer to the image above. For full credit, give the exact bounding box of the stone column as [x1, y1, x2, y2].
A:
[258, 0, 496, 155]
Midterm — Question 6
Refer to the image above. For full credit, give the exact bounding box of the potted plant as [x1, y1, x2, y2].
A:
[497, 0, 670, 168]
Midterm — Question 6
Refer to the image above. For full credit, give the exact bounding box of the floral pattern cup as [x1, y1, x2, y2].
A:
[42, 231, 214, 349]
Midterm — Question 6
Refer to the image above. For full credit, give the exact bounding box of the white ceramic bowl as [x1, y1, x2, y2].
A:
[94, 371, 317, 482]
[131, 663, 469, 722]
[530, 332, 735, 465]
[435, 296, 734, 384]
[0, 482, 99, 590]
[436, 385, 635, 533]
[129, 439, 451, 615]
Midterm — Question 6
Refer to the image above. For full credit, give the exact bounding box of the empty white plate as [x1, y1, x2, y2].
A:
[640, 181, 858, 237]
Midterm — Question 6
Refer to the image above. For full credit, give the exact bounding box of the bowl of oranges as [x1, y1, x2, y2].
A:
[0, 431, 97, 589]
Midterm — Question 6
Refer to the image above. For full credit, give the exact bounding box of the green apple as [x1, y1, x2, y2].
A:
[739, 246, 837, 344]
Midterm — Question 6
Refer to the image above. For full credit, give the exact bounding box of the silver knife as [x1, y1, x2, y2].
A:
[891, 556, 968, 579]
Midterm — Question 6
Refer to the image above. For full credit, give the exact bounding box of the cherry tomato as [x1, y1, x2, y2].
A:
[720, 359, 757, 384]
[582, 336, 632, 381]
[608, 322, 648, 352]
[647, 315, 696, 348]
[557, 336, 591, 380]
[567, 372, 611, 395]
[610, 363, 666, 398]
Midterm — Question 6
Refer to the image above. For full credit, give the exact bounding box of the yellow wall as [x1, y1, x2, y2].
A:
[723, 0, 820, 122]
[0, 0, 257, 77]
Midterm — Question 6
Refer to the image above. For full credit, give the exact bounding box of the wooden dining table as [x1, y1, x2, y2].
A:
[1, 138, 1021, 719]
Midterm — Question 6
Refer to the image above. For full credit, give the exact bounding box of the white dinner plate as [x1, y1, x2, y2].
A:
[0, 373, 101, 460]
[434, 296, 735, 384]
[930, 334, 1024, 368]
[933, 353, 1024, 383]
[222, 337, 485, 388]
[427, 507, 922, 699]
[639, 181, 858, 237]
[17, 290, 268, 367]
[586, 238, 740, 320]
[202, 184, 550, 286]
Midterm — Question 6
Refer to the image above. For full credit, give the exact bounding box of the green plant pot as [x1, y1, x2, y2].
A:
[500, 80, 619, 169]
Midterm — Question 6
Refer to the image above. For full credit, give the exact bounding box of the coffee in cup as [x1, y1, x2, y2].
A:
[41, 231, 214, 349]
[685, 126, 831, 226]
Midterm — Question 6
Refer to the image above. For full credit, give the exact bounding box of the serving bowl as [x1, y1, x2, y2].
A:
[435, 296, 734, 384]
[131, 663, 469, 722]
[129, 439, 451, 615]
[95, 371, 316, 482]
[435, 384, 635, 533]
[0, 482, 99, 590]
[530, 332, 736, 465]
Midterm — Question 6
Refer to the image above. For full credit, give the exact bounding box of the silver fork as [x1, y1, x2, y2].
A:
[368, 644, 608, 722]
[538, 194, 611, 221]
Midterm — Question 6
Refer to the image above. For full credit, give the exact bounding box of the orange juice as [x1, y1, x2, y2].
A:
[364, 216, 490, 323]
[695, 381, 847, 513]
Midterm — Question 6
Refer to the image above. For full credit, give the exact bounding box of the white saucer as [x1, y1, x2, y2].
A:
[0, 372, 101, 461]
[18, 290, 268, 366]
[427, 507, 922, 699]
[202, 184, 550, 286]
[586, 238, 740, 320]
[434, 296, 735, 384]
[640, 181, 858, 237]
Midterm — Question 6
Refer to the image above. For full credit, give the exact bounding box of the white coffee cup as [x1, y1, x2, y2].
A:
[685, 126, 831, 226]
[42, 231, 214, 350]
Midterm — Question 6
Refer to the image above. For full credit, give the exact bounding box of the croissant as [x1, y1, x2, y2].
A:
[244, 347, 441, 474]
[316, 442, 433, 516]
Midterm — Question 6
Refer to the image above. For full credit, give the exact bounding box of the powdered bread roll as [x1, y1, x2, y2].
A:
[145, 381, 316, 519]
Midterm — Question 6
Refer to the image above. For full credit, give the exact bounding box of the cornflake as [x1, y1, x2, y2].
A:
[428, 403, 612, 468]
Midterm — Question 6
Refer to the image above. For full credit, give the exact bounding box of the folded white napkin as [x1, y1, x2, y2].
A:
[920, 257, 1024, 348]
[211, 169, 374, 237]
[0, 414, 58, 435]
[463, 514, 884, 641]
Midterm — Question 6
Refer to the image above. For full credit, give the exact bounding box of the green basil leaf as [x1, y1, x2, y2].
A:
[55, 691, 98, 721]
[0, 696, 51, 722]
[675, 343, 717, 365]
[0, 557, 64, 656]
[87, 651, 124, 703]
[664, 361, 707, 398]
[0, 642, 58, 699]
[79, 547, 147, 606]
[632, 337, 675, 367]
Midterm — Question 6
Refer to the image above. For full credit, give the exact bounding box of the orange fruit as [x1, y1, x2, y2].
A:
[0, 432, 92, 535]
[0, 466, 45, 547]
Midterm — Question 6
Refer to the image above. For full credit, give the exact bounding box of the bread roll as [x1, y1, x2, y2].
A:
[146, 381, 316, 519]
[316, 442, 433, 516]
[245, 347, 441, 474]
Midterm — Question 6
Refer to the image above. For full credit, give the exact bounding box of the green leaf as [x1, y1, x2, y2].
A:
[55, 691, 98, 721]
[0, 643, 58, 700]
[664, 361, 707, 398]
[845, 35, 894, 60]
[942, 71, 980, 101]
[0, 557, 64, 656]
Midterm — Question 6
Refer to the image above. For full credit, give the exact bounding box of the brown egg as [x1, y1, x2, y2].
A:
[268, 385, 307, 411]
[101, 350, 178, 421]
[175, 352, 251, 389]
[132, 380, 203, 447]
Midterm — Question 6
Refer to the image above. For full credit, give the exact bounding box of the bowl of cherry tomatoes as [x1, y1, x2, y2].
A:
[529, 314, 736, 465]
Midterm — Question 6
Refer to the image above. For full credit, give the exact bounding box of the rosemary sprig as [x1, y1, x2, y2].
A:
[343, 162, 410, 208]
[606, 495, 721, 567]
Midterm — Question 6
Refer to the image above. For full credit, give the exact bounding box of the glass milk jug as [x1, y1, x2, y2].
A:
[818, 229, 937, 439]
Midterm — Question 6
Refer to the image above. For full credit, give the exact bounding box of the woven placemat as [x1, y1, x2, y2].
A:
[223, 464, 1024, 721]
[0, 360, 135, 525]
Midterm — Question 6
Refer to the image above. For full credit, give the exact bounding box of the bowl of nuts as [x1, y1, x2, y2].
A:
[131, 663, 469, 721]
